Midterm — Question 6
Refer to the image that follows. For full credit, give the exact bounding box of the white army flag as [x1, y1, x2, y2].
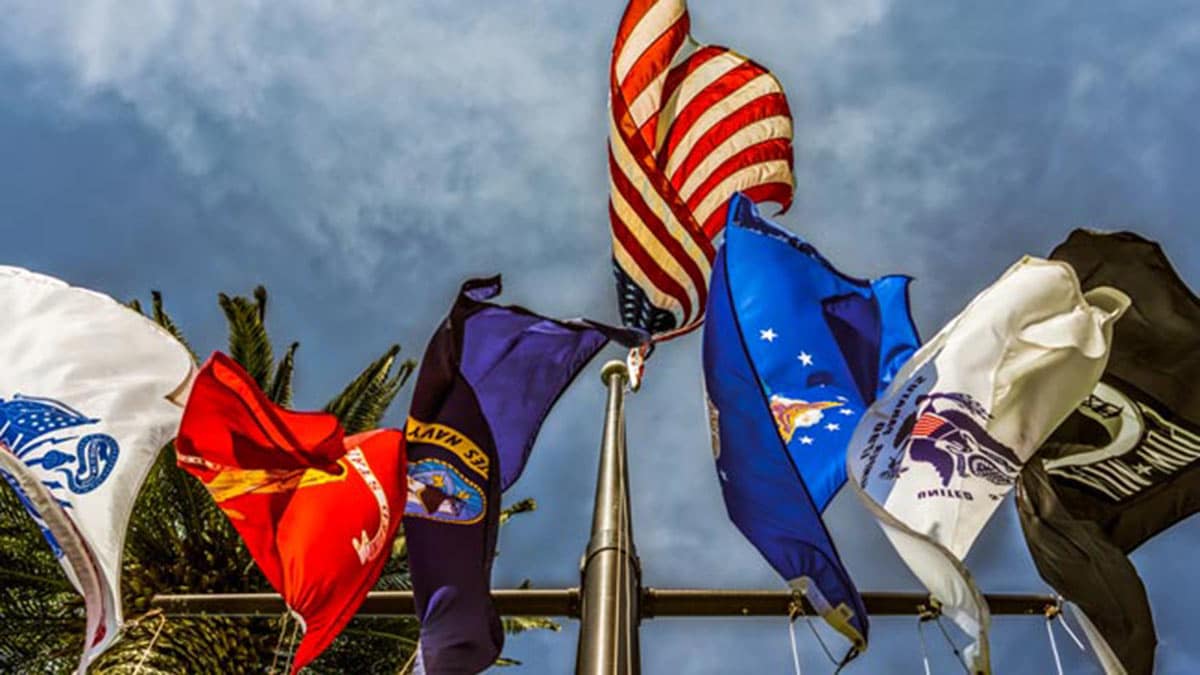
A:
[0, 266, 193, 670]
[848, 257, 1129, 674]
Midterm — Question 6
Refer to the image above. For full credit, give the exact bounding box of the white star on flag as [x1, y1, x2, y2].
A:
[760, 328, 778, 342]
[799, 436, 814, 445]
[825, 423, 840, 431]
[839, 408, 855, 416]
[797, 351, 813, 366]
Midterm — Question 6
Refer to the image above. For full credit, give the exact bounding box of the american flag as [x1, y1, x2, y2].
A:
[609, 0, 795, 339]
[911, 413, 949, 439]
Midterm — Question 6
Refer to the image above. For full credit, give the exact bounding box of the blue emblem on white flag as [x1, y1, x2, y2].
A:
[2, 394, 120, 495]
[905, 392, 1021, 489]
[0, 264, 195, 671]
[703, 194, 921, 659]
[1, 395, 121, 559]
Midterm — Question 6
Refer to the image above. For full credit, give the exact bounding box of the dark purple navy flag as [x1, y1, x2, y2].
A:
[404, 276, 645, 675]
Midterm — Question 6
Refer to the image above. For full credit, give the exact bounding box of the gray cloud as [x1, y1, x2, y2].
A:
[2, 0, 1199, 672]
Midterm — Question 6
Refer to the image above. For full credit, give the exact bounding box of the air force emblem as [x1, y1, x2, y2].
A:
[769, 394, 843, 444]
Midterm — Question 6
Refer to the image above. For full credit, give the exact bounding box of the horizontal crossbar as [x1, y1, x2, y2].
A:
[150, 588, 1056, 618]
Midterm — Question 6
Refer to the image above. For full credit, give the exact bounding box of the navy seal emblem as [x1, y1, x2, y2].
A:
[405, 458, 486, 525]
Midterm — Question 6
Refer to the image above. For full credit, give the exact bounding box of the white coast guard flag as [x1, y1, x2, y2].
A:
[847, 257, 1129, 674]
[0, 266, 193, 671]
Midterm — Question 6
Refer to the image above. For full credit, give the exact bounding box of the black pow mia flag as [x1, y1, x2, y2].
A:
[1016, 230, 1200, 675]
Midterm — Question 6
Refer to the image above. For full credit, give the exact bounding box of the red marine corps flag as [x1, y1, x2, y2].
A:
[609, 0, 795, 339]
[176, 353, 406, 673]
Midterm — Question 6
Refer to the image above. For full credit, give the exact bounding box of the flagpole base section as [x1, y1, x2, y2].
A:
[576, 361, 641, 675]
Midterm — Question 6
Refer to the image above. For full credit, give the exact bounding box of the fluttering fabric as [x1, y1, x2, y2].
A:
[702, 194, 919, 658]
[0, 266, 193, 672]
[176, 352, 406, 673]
[1017, 230, 1200, 675]
[405, 276, 644, 675]
[609, 0, 795, 338]
[848, 256, 1129, 673]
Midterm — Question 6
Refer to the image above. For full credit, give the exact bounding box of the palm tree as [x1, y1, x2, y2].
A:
[0, 287, 554, 674]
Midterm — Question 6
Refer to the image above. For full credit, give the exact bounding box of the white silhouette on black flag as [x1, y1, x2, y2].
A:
[1017, 230, 1200, 675]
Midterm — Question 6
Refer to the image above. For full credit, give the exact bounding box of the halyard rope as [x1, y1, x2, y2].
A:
[131, 612, 167, 675]
[281, 614, 301, 674]
[268, 611, 290, 674]
[1044, 600, 1086, 675]
[916, 616, 932, 675]
[787, 612, 803, 675]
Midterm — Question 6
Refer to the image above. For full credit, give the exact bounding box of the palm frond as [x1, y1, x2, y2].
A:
[151, 291, 199, 364]
[90, 613, 269, 674]
[323, 346, 411, 434]
[253, 285, 268, 324]
[218, 291, 274, 388]
[499, 498, 537, 527]
[268, 342, 299, 406]
[501, 615, 562, 635]
[307, 617, 418, 675]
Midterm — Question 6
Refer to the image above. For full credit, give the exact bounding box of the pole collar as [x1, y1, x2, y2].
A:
[601, 360, 629, 385]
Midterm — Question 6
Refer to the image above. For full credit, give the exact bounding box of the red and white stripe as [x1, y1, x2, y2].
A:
[912, 414, 948, 438]
[609, 0, 795, 338]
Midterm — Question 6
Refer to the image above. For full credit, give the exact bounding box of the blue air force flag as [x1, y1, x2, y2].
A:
[702, 194, 921, 657]
[847, 257, 1129, 674]
[0, 267, 194, 671]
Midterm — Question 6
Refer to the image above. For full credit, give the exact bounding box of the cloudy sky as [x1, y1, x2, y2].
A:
[3, 0, 1199, 672]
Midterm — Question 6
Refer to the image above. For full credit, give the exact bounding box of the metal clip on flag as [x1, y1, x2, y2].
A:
[702, 194, 921, 662]
[0, 266, 194, 672]
[625, 342, 650, 391]
[848, 256, 1130, 673]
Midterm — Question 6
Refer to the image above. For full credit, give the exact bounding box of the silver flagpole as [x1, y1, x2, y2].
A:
[575, 360, 641, 675]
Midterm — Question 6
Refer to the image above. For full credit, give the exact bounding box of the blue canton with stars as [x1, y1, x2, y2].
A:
[703, 194, 920, 654]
